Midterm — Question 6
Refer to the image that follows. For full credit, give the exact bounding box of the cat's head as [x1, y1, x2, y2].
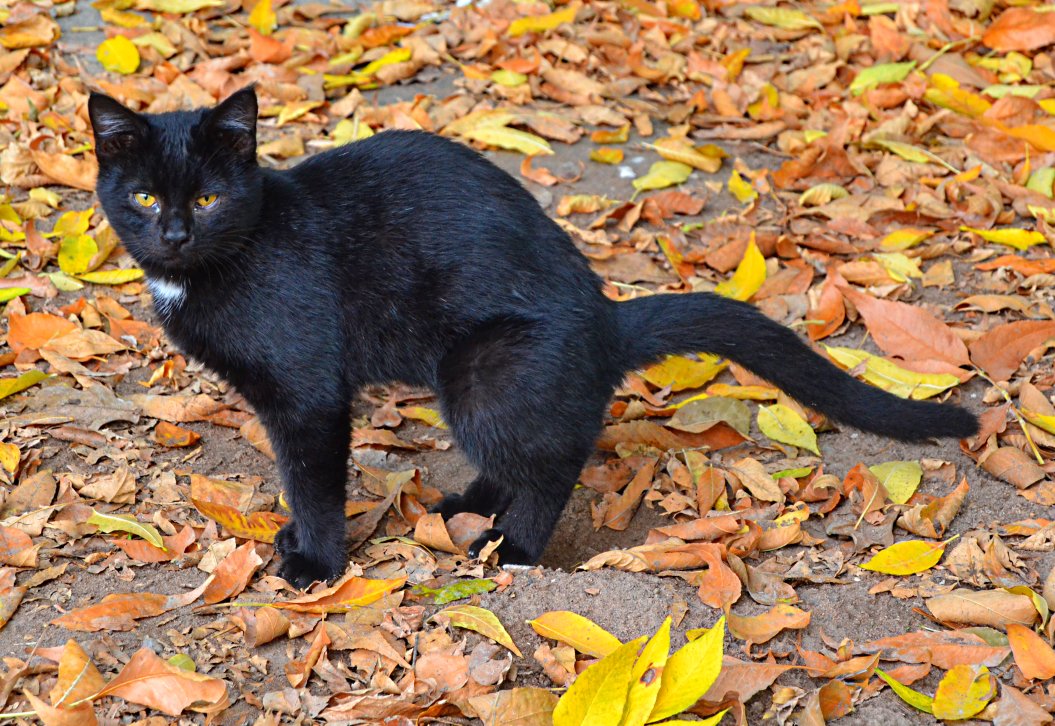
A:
[89, 86, 263, 276]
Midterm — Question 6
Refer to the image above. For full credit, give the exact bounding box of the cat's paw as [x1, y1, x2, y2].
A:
[274, 523, 299, 555]
[277, 550, 344, 590]
[430, 493, 471, 520]
[467, 528, 535, 566]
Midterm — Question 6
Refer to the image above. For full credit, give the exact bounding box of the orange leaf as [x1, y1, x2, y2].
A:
[153, 421, 201, 448]
[968, 321, 1055, 381]
[692, 542, 742, 609]
[30, 149, 97, 191]
[203, 540, 263, 604]
[807, 266, 846, 341]
[0, 526, 36, 567]
[22, 691, 96, 726]
[982, 7, 1055, 52]
[286, 624, 330, 687]
[191, 499, 287, 543]
[1006, 624, 1055, 680]
[51, 578, 209, 631]
[112, 524, 196, 563]
[727, 604, 811, 644]
[97, 647, 227, 716]
[49, 640, 105, 706]
[6, 313, 77, 354]
[271, 575, 405, 614]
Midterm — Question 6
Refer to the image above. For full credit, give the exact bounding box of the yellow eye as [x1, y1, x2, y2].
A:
[195, 194, 218, 209]
[133, 192, 156, 208]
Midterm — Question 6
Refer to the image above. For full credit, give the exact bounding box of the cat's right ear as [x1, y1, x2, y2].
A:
[88, 93, 145, 158]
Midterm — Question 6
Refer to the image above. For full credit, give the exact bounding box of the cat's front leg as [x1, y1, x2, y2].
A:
[259, 402, 352, 589]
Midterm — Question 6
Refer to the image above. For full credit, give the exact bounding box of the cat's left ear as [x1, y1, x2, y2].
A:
[207, 85, 258, 158]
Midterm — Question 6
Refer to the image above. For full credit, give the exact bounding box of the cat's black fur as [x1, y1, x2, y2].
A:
[88, 87, 979, 587]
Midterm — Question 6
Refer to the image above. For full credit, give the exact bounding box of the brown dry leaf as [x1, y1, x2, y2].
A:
[40, 329, 125, 360]
[969, 321, 1055, 381]
[203, 540, 263, 604]
[593, 458, 656, 531]
[702, 656, 793, 703]
[51, 578, 209, 631]
[30, 150, 97, 191]
[898, 478, 969, 538]
[414, 512, 461, 554]
[97, 647, 228, 716]
[727, 604, 810, 644]
[0, 526, 37, 567]
[131, 393, 229, 423]
[271, 575, 405, 614]
[840, 287, 970, 366]
[49, 639, 106, 706]
[807, 266, 846, 341]
[286, 624, 329, 688]
[0, 568, 25, 632]
[22, 691, 97, 726]
[467, 686, 558, 725]
[979, 448, 1047, 490]
[233, 606, 290, 647]
[239, 416, 273, 458]
[0, 13, 60, 49]
[926, 588, 1039, 628]
[858, 630, 1010, 669]
[112, 524, 196, 563]
[992, 685, 1053, 726]
[691, 543, 742, 609]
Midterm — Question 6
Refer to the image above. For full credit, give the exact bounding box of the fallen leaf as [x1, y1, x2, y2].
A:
[553, 635, 644, 726]
[926, 588, 1039, 628]
[1006, 623, 1055, 680]
[203, 541, 263, 604]
[726, 605, 810, 644]
[52, 579, 209, 631]
[757, 404, 819, 454]
[932, 665, 996, 720]
[860, 540, 949, 576]
[97, 647, 227, 716]
[528, 611, 622, 658]
[969, 321, 1055, 381]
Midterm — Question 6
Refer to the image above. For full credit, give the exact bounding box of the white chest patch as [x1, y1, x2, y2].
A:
[147, 277, 186, 316]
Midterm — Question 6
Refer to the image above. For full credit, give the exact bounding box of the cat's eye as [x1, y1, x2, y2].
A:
[195, 194, 218, 209]
[133, 192, 156, 209]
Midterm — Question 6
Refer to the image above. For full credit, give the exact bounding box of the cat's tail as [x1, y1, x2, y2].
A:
[613, 293, 978, 442]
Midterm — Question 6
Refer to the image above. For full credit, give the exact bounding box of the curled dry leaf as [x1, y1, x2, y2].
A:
[926, 588, 1039, 628]
[203, 540, 263, 604]
[97, 647, 227, 716]
[51, 578, 210, 632]
[726, 605, 810, 644]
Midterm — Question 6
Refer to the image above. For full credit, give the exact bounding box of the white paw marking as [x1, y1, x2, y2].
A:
[147, 277, 186, 317]
[501, 563, 535, 572]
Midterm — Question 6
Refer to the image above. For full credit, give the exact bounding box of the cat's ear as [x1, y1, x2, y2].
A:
[207, 85, 257, 158]
[89, 93, 145, 157]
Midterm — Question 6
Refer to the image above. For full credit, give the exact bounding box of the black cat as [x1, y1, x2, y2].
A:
[88, 87, 978, 587]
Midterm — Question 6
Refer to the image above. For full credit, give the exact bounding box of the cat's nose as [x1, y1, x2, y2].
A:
[161, 223, 190, 249]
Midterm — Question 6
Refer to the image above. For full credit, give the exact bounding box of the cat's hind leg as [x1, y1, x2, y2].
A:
[436, 317, 608, 565]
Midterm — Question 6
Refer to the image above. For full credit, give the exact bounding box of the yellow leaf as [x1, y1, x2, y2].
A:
[960, 225, 1046, 250]
[508, 1, 580, 37]
[757, 404, 819, 455]
[872, 252, 923, 282]
[714, 236, 765, 301]
[647, 616, 725, 722]
[76, 268, 145, 284]
[323, 48, 413, 88]
[87, 510, 165, 549]
[97, 35, 140, 75]
[590, 147, 624, 164]
[462, 126, 554, 156]
[872, 139, 944, 166]
[923, 74, 992, 118]
[397, 405, 447, 428]
[824, 346, 960, 400]
[58, 234, 99, 275]
[248, 0, 276, 36]
[859, 539, 949, 576]
[136, 0, 224, 12]
[744, 6, 821, 30]
[332, 117, 373, 146]
[727, 169, 757, 204]
[552, 636, 645, 726]
[798, 183, 847, 207]
[0, 288, 29, 304]
[491, 69, 527, 87]
[932, 665, 996, 720]
[1022, 409, 1055, 435]
[850, 61, 916, 95]
[29, 187, 60, 209]
[876, 668, 933, 714]
[528, 611, 622, 658]
[650, 716, 726, 726]
[276, 101, 323, 126]
[869, 460, 922, 504]
[0, 370, 49, 401]
[621, 618, 670, 726]
[0, 442, 18, 474]
[48, 209, 92, 239]
[648, 138, 724, 173]
[641, 354, 726, 392]
[100, 5, 147, 28]
[880, 228, 934, 251]
[632, 161, 693, 194]
[437, 605, 522, 656]
[132, 31, 177, 58]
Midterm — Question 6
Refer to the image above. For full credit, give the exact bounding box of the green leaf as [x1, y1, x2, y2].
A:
[859, 539, 949, 576]
[0, 370, 49, 402]
[0, 287, 30, 303]
[876, 668, 933, 714]
[632, 161, 693, 194]
[850, 61, 916, 95]
[552, 636, 645, 726]
[436, 605, 521, 656]
[757, 404, 819, 455]
[44, 271, 85, 292]
[744, 6, 821, 30]
[1027, 168, 1055, 198]
[87, 510, 165, 549]
[622, 618, 671, 726]
[411, 578, 496, 605]
[869, 461, 923, 504]
[491, 69, 527, 87]
[647, 616, 724, 722]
